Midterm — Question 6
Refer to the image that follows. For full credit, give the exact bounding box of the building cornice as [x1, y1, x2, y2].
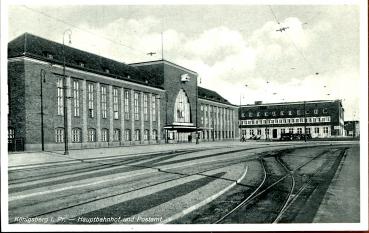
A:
[198, 97, 238, 108]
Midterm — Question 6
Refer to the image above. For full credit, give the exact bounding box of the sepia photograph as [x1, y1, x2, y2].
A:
[1, 0, 367, 231]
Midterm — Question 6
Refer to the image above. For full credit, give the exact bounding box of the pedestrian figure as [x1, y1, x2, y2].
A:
[188, 134, 192, 143]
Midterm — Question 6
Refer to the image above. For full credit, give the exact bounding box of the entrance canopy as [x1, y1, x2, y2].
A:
[164, 125, 198, 132]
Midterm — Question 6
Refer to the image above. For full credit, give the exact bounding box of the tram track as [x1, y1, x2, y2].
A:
[213, 147, 347, 224]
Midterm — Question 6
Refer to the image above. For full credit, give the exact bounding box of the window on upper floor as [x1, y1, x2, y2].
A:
[323, 108, 328, 114]
[280, 111, 284, 116]
[314, 109, 318, 114]
[288, 110, 292, 115]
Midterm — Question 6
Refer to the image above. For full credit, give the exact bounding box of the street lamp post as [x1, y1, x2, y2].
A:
[195, 76, 199, 144]
[304, 101, 307, 142]
[63, 29, 72, 155]
[40, 69, 46, 151]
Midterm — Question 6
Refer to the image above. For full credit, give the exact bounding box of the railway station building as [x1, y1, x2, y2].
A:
[7, 33, 239, 151]
[239, 100, 345, 140]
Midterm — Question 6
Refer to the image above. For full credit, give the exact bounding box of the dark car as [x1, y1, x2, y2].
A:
[280, 133, 294, 141]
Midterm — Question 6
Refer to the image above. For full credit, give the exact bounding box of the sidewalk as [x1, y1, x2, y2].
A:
[312, 145, 360, 223]
[7, 141, 261, 168]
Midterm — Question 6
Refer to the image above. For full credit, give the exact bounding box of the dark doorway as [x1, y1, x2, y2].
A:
[273, 129, 278, 139]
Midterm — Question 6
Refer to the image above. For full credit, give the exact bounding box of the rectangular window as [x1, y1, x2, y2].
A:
[55, 128, 64, 143]
[270, 120, 274, 124]
[257, 129, 262, 135]
[73, 80, 80, 117]
[297, 110, 301, 115]
[113, 88, 119, 119]
[101, 86, 107, 118]
[323, 108, 328, 114]
[327, 116, 331, 122]
[88, 129, 96, 142]
[250, 129, 254, 136]
[88, 83, 94, 118]
[135, 129, 140, 141]
[314, 109, 318, 114]
[322, 117, 326, 122]
[113, 129, 120, 141]
[288, 110, 292, 115]
[291, 119, 294, 123]
[144, 129, 149, 140]
[289, 128, 294, 133]
[57, 78, 64, 115]
[143, 94, 148, 121]
[281, 128, 286, 134]
[296, 118, 300, 123]
[315, 127, 320, 134]
[306, 128, 311, 134]
[72, 128, 81, 142]
[280, 111, 284, 116]
[134, 92, 139, 120]
[125, 129, 131, 141]
[152, 95, 157, 121]
[323, 127, 329, 134]
[297, 128, 302, 134]
[124, 90, 130, 120]
[101, 129, 109, 142]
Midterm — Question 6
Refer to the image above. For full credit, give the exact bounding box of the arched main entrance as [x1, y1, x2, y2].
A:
[165, 89, 197, 143]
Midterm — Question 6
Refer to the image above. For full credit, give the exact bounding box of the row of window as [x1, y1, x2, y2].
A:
[200, 104, 235, 126]
[240, 116, 331, 125]
[241, 127, 330, 136]
[55, 128, 158, 143]
[57, 78, 158, 122]
[241, 108, 329, 118]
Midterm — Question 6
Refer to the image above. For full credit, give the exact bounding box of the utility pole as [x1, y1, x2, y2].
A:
[304, 101, 307, 142]
[40, 69, 46, 151]
[63, 29, 72, 155]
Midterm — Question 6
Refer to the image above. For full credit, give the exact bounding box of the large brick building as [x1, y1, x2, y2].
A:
[7, 33, 239, 151]
[239, 100, 345, 140]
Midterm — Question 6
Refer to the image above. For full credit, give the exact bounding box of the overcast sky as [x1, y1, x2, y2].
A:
[8, 4, 361, 120]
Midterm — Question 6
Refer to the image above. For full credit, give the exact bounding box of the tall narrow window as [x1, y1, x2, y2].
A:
[124, 90, 130, 120]
[135, 129, 140, 141]
[113, 88, 119, 119]
[125, 129, 131, 141]
[144, 129, 149, 140]
[152, 95, 156, 122]
[101, 86, 107, 118]
[55, 128, 64, 143]
[88, 83, 94, 118]
[134, 92, 139, 120]
[73, 80, 80, 117]
[8, 128, 14, 143]
[143, 93, 148, 121]
[113, 129, 120, 141]
[57, 77, 64, 115]
[72, 128, 81, 142]
[152, 129, 158, 141]
[101, 128, 109, 142]
[88, 128, 96, 142]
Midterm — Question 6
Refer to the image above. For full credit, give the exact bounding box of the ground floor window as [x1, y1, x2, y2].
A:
[101, 129, 109, 142]
[297, 128, 302, 134]
[281, 128, 286, 134]
[306, 128, 311, 134]
[8, 127, 15, 143]
[249, 129, 254, 136]
[55, 128, 64, 143]
[314, 127, 320, 134]
[289, 128, 294, 133]
[152, 129, 158, 141]
[135, 129, 140, 141]
[88, 128, 96, 142]
[323, 127, 329, 134]
[257, 129, 261, 135]
[113, 129, 121, 141]
[144, 129, 149, 141]
[125, 129, 131, 141]
[72, 128, 81, 143]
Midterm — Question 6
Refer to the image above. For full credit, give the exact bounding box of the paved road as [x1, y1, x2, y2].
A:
[8, 141, 359, 224]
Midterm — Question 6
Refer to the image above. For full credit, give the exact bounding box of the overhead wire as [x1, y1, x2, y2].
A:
[21, 5, 151, 57]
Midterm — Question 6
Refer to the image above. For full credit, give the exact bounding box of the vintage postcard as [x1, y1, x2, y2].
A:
[1, 0, 368, 231]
